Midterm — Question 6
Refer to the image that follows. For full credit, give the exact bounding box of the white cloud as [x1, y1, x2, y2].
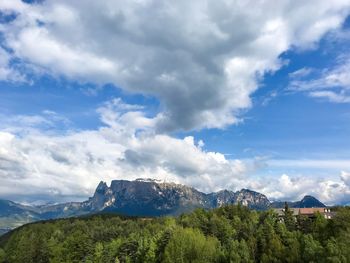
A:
[0, 100, 255, 201]
[253, 173, 350, 205]
[96, 98, 155, 132]
[309, 91, 350, 103]
[1, 0, 349, 131]
[289, 57, 350, 103]
[0, 110, 70, 135]
[0, 47, 25, 82]
[341, 171, 350, 187]
[0, 0, 27, 11]
[288, 67, 314, 79]
[1, 1, 350, 204]
[0, 98, 349, 205]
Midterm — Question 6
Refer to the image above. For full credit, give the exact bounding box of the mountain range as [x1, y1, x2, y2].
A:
[0, 178, 325, 234]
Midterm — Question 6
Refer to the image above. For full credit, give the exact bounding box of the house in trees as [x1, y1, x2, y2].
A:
[274, 207, 334, 219]
[299, 208, 333, 219]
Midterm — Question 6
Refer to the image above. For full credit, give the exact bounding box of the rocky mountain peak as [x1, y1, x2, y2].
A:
[0, 179, 328, 231]
[95, 181, 108, 194]
[270, 194, 326, 208]
[90, 180, 272, 214]
[84, 180, 327, 215]
[233, 188, 271, 210]
[299, 195, 326, 208]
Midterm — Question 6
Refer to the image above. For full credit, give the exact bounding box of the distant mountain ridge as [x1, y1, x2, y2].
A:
[87, 180, 271, 216]
[270, 195, 326, 209]
[0, 179, 326, 233]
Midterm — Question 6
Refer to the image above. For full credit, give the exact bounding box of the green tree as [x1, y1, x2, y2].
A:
[324, 238, 346, 263]
[104, 238, 123, 263]
[62, 229, 93, 262]
[282, 232, 301, 262]
[335, 231, 350, 262]
[332, 207, 350, 236]
[301, 234, 323, 262]
[297, 214, 312, 233]
[207, 213, 234, 245]
[163, 227, 221, 263]
[256, 211, 284, 262]
[93, 242, 104, 263]
[227, 239, 252, 263]
[0, 248, 5, 263]
[2, 205, 350, 263]
[283, 202, 296, 231]
[311, 212, 328, 241]
[143, 239, 157, 263]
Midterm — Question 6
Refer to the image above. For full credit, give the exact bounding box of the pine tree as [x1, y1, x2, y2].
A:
[283, 202, 296, 231]
[0, 248, 5, 263]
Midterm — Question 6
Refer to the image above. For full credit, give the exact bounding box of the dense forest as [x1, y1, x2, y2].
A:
[0, 205, 349, 263]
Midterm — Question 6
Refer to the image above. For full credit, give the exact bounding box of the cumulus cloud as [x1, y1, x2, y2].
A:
[0, 98, 348, 205]
[341, 171, 350, 187]
[1, 0, 350, 131]
[0, 99, 256, 202]
[257, 173, 350, 205]
[1, 1, 350, 204]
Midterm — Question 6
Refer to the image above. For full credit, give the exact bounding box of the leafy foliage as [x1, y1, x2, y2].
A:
[0, 206, 350, 262]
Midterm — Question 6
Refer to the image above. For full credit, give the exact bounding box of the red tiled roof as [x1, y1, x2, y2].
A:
[299, 208, 327, 215]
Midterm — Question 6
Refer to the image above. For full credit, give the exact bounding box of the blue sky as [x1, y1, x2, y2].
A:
[0, 0, 350, 204]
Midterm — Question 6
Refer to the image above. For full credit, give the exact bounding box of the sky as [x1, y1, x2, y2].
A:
[0, 0, 350, 205]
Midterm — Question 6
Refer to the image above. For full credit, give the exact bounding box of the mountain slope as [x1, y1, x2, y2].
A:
[87, 179, 209, 216]
[0, 179, 326, 232]
[85, 180, 272, 216]
[271, 195, 326, 208]
[0, 200, 41, 229]
[298, 195, 326, 208]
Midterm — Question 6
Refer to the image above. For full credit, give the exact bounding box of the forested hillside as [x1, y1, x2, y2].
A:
[0, 205, 349, 263]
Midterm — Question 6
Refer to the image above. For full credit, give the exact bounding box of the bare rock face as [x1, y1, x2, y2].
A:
[86, 180, 209, 216]
[207, 190, 236, 207]
[86, 181, 115, 211]
[207, 189, 270, 210]
[83, 180, 271, 216]
[0, 179, 326, 231]
[233, 189, 271, 210]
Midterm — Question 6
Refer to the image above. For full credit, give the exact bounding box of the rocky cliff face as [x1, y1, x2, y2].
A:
[83, 179, 209, 216]
[233, 189, 271, 210]
[0, 179, 326, 231]
[207, 189, 270, 210]
[83, 179, 271, 216]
